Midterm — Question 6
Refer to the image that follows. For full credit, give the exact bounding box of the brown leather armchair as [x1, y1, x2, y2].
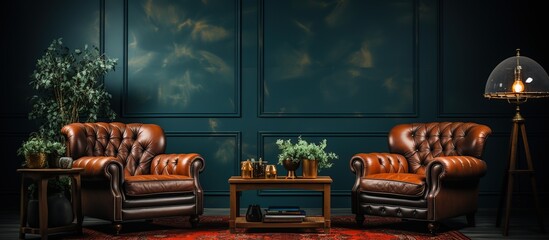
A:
[61, 122, 205, 234]
[350, 122, 491, 233]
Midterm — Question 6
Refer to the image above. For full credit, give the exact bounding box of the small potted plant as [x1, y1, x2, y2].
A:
[17, 134, 66, 168]
[276, 136, 338, 179]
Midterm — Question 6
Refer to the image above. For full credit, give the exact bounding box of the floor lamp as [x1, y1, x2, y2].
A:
[484, 49, 549, 236]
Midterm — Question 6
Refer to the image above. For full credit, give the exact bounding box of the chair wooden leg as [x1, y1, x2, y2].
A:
[113, 222, 122, 235]
[355, 214, 365, 226]
[427, 222, 439, 235]
[189, 215, 199, 227]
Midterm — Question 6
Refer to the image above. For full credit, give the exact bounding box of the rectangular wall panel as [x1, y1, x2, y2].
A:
[259, 0, 418, 117]
[123, 0, 241, 117]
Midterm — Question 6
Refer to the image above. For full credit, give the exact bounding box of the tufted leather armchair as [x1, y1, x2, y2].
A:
[350, 122, 491, 234]
[61, 122, 205, 234]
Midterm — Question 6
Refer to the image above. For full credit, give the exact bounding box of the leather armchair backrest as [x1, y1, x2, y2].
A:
[61, 122, 166, 176]
[388, 122, 491, 175]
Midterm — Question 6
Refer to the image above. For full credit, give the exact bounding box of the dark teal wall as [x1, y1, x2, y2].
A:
[2, 0, 548, 209]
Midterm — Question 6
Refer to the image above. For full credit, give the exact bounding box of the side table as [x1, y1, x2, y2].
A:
[17, 168, 83, 240]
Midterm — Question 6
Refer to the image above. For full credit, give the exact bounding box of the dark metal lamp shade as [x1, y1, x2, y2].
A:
[484, 50, 549, 102]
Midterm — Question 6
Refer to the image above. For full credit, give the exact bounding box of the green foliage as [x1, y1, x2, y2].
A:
[17, 134, 65, 158]
[276, 136, 339, 170]
[21, 38, 117, 197]
[28, 38, 118, 140]
[27, 176, 71, 199]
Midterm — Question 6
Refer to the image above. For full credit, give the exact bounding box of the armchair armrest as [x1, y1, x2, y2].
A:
[425, 156, 487, 208]
[151, 153, 205, 190]
[349, 152, 408, 214]
[73, 156, 124, 180]
[151, 153, 205, 177]
[350, 153, 408, 193]
[72, 156, 124, 199]
[350, 153, 409, 177]
[425, 156, 487, 181]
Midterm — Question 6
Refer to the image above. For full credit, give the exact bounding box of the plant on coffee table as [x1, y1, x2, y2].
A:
[276, 136, 338, 171]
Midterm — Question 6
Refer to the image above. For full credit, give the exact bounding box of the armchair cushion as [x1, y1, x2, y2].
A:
[361, 173, 426, 197]
[124, 175, 195, 197]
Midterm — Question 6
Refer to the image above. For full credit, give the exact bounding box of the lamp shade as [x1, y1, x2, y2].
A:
[484, 53, 549, 100]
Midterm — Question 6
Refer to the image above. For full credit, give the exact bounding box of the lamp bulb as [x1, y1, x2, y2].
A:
[512, 80, 525, 93]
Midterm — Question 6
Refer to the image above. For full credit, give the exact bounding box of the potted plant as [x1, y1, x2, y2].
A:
[17, 134, 65, 168]
[21, 36, 117, 195]
[19, 38, 117, 227]
[276, 136, 339, 178]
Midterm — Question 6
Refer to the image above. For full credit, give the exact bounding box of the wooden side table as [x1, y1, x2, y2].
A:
[228, 176, 332, 233]
[17, 168, 83, 240]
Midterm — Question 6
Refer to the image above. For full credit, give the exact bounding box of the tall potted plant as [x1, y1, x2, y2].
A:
[19, 38, 118, 227]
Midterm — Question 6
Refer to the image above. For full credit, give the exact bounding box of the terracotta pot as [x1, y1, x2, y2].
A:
[282, 159, 300, 179]
[302, 159, 318, 178]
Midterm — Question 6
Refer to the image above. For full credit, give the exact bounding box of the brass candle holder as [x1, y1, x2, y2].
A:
[265, 165, 277, 179]
[240, 160, 253, 179]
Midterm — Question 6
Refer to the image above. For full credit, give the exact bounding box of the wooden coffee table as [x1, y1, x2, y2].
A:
[228, 176, 332, 233]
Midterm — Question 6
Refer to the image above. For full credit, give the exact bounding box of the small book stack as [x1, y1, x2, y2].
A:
[263, 206, 306, 223]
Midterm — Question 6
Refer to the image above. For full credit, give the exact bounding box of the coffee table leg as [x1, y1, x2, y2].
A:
[323, 183, 331, 233]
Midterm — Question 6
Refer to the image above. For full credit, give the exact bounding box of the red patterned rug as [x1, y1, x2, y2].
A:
[58, 215, 469, 240]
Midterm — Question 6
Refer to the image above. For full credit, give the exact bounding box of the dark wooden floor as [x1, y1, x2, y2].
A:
[2, 206, 547, 239]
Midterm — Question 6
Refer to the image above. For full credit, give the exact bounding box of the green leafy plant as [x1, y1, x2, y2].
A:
[276, 136, 339, 171]
[18, 135, 69, 197]
[28, 38, 117, 141]
[17, 134, 65, 160]
[20, 38, 117, 198]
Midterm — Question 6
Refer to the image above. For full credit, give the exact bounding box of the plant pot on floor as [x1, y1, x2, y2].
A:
[27, 192, 73, 228]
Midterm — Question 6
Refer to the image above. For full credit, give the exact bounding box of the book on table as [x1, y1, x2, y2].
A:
[263, 206, 306, 223]
[264, 206, 303, 215]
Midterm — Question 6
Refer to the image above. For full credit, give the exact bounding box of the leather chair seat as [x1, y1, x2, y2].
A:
[360, 173, 426, 198]
[125, 175, 195, 197]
